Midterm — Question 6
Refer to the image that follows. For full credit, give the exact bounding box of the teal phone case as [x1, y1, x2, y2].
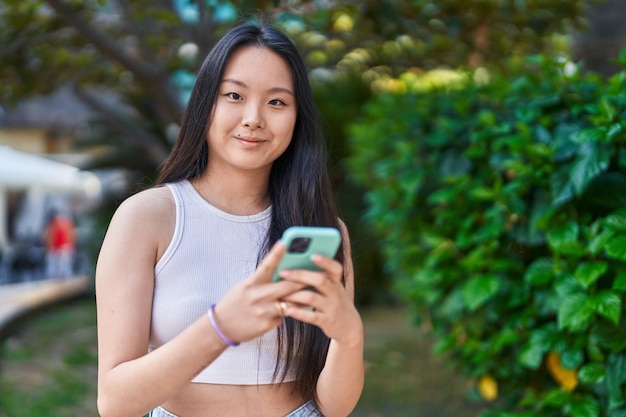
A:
[272, 226, 342, 282]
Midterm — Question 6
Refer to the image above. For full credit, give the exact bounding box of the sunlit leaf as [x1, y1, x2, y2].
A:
[589, 229, 616, 255]
[604, 208, 626, 231]
[590, 291, 622, 325]
[605, 235, 626, 261]
[524, 258, 554, 286]
[578, 363, 606, 385]
[547, 221, 579, 253]
[558, 293, 593, 331]
[519, 328, 553, 369]
[614, 271, 626, 292]
[550, 142, 610, 206]
[463, 274, 501, 311]
[574, 261, 608, 288]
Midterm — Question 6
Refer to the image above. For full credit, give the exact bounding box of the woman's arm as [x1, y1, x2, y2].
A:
[96, 188, 297, 417]
[96, 188, 228, 417]
[279, 222, 365, 417]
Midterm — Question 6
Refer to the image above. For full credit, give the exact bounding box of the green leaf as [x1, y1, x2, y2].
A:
[547, 221, 579, 253]
[577, 363, 606, 385]
[524, 258, 554, 286]
[551, 166, 577, 207]
[607, 354, 626, 410]
[463, 274, 501, 311]
[590, 291, 622, 325]
[604, 208, 626, 231]
[516, 189, 551, 245]
[551, 143, 610, 206]
[558, 293, 593, 331]
[469, 187, 495, 200]
[605, 235, 626, 261]
[614, 271, 626, 292]
[590, 321, 626, 353]
[572, 128, 606, 143]
[561, 349, 584, 369]
[607, 123, 623, 140]
[599, 97, 617, 122]
[519, 343, 544, 369]
[535, 125, 552, 144]
[574, 261, 608, 289]
[541, 388, 571, 407]
[569, 396, 600, 417]
[519, 328, 553, 369]
[589, 229, 615, 255]
[570, 143, 611, 193]
[555, 275, 585, 297]
[426, 187, 457, 205]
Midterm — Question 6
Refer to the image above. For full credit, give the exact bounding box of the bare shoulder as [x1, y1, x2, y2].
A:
[113, 186, 174, 224]
[104, 186, 176, 260]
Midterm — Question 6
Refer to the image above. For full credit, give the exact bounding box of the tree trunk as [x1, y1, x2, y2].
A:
[572, 0, 626, 75]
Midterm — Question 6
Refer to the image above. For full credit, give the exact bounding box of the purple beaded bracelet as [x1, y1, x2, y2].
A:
[207, 304, 240, 347]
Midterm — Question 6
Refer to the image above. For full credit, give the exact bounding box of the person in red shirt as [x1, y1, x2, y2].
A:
[45, 212, 76, 279]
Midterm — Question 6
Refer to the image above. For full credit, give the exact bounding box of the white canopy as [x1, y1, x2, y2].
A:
[0, 146, 100, 193]
[0, 146, 101, 248]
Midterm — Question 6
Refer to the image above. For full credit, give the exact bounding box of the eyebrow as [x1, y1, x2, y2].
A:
[222, 78, 294, 96]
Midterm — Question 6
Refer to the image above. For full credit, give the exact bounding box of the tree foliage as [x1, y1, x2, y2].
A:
[0, 0, 598, 171]
[347, 50, 626, 415]
[0, 0, 605, 304]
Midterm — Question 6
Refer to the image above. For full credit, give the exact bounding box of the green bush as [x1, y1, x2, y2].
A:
[347, 52, 626, 417]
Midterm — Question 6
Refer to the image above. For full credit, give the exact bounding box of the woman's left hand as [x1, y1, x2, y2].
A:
[276, 254, 361, 346]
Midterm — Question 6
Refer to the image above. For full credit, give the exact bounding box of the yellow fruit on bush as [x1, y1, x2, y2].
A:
[478, 375, 498, 401]
[547, 352, 578, 391]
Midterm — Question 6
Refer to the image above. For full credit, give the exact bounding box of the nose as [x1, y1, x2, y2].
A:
[242, 102, 264, 129]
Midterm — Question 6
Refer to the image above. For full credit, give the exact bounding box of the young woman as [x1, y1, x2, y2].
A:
[95, 22, 364, 417]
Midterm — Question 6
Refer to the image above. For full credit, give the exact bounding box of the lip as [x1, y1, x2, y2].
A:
[235, 135, 266, 146]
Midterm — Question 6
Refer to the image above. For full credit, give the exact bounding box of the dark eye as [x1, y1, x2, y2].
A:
[269, 99, 285, 106]
[227, 92, 242, 100]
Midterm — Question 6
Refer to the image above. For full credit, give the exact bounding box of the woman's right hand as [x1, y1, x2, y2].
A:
[211, 242, 302, 344]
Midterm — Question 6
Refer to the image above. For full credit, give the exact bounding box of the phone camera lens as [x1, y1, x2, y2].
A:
[288, 237, 311, 253]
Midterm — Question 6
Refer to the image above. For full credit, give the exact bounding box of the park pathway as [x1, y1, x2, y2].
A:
[0, 276, 90, 337]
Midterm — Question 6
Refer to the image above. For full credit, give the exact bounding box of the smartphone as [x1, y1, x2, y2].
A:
[272, 226, 342, 282]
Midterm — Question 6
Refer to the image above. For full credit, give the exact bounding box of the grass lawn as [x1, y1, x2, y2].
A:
[0, 297, 98, 417]
[0, 297, 485, 417]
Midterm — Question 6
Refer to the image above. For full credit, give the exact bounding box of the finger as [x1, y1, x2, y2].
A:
[252, 241, 286, 283]
[310, 254, 344, 283]
[278, 269, 327, 293]
[282, 290, 321, 310]
[281, 303, 321, 326]
[274, 301, 289, 317]
[256, 278, 306, 301]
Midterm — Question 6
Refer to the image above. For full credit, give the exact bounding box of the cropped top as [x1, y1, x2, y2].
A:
[149, 180, 295, 384]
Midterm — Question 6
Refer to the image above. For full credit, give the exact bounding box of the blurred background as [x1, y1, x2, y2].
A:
[1, 1, 625, 416]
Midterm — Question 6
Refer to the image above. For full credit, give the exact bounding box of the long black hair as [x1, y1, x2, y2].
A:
[157, 22, 344, 403]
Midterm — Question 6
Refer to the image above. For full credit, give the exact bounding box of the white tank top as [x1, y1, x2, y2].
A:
[149, 180, 295, 384]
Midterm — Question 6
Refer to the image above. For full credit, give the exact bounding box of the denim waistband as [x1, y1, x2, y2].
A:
[150, 400, 324, 417]
[285, 400, 324, 416]
[149, 407, 178, 417]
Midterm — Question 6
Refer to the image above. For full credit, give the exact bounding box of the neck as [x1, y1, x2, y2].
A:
[191, 168, 271, 216]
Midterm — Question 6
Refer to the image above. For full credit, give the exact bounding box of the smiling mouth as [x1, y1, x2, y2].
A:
[236, 136, 266, 146]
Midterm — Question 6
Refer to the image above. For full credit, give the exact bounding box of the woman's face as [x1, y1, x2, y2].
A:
[206, 46, 297, 176]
